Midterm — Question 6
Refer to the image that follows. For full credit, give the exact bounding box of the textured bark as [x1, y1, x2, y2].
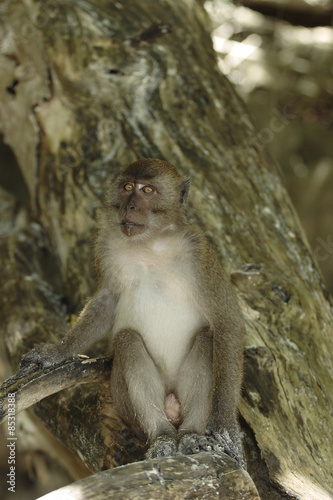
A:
[0, 1, 332, 499]
[0, 357, 111, 421]
[37, 452, 261, 500]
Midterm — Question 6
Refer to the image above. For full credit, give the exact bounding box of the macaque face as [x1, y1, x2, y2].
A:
[118, 177, 163, 237]
[106, 160, 187, 239]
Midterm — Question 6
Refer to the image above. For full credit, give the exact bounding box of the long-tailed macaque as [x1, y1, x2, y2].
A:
[21, 158, 245, 465]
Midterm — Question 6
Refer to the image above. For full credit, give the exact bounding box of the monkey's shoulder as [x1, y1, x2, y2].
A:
[185, 227, 227, 276]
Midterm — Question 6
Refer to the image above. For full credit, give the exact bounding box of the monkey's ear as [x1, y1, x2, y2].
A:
[180, 178, 191, 206]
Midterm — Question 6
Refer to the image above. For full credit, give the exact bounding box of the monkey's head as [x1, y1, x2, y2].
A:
[104, 158, 190, 239]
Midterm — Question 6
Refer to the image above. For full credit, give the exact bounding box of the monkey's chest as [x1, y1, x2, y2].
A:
[112, 263, 204, 382]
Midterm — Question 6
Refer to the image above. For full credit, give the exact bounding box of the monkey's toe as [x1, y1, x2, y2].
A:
[209, 430, 245, 468]
[178, 433, 213, 455]
[178, 432, 245, 468]
[146, 435, 177, 459]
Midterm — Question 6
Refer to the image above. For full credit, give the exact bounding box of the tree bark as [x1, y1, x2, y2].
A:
[0, 1, 332, 499]
[37, 453, 261, 500]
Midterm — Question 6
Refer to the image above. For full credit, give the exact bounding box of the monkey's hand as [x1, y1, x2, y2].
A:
[20, 343, 68, 372]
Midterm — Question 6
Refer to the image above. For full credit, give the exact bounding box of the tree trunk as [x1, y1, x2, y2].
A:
[0, 1, 332, 499]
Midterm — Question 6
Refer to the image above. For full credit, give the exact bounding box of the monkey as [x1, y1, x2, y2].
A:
[20, 158, 245, 466]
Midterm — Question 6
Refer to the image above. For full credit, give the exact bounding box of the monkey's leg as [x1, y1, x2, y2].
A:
[110, 329, 177, 458]
[177, 327, 214, 454]
[177, 328, 244, 466]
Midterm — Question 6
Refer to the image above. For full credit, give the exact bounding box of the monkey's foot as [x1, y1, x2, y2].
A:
[206, 429, 245, 468]
[146, 436, 177, 459]
[178, 431, 245, 468]
[178, 432, 214, 455]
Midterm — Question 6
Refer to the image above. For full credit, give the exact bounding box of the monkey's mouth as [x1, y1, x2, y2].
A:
[120, 222, 145, 237]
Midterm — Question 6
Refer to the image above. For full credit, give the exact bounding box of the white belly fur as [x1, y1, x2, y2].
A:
[112, 249, 204, 386]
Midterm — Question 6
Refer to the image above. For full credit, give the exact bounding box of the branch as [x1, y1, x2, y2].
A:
[241, 0, 333, 27]
[36, 452, 260, 500]
[0, 357, 112, 424]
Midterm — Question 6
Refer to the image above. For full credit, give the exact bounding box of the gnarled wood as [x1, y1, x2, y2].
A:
[0, 357, 111, 424]
[0, 1, 332, 499]
[37, 452, 260, 500]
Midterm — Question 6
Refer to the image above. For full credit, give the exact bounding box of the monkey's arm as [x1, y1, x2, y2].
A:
[186, 238, 245, 465]
[20, 289, 115, 371]
[207, 252, 245, 464]
[207, 309, 245, 465]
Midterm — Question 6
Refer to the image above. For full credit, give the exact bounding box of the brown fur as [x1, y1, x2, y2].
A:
[21, 158, 245, 464]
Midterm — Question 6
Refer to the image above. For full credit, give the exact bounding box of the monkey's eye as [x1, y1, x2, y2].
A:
[142, 186, 154, 194]
[124, 183, 134, 192]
